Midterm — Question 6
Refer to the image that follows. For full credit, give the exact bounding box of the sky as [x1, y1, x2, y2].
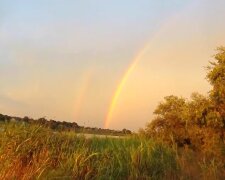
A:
[0, 0, 225, 131]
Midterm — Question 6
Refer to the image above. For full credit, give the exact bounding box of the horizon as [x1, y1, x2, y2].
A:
[1, 0, 225, 131]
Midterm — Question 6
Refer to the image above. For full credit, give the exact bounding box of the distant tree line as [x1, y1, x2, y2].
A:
[0, 114, 132, 136]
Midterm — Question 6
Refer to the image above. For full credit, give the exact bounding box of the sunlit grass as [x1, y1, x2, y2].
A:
[0, 122, 178, 179]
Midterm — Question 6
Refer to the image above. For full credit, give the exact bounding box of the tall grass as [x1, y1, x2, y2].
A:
[0, 123, 178, 179]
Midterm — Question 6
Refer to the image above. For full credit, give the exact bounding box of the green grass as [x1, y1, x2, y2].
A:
[0, 123, 178, 179]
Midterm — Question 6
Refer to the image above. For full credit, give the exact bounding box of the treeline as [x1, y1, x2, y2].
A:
[0, 114, 131, 136]
[141, 47, 225, 167]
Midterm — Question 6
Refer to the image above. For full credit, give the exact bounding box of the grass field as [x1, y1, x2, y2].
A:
[0, 122, 178, 179]
[0, 122, 224, 179]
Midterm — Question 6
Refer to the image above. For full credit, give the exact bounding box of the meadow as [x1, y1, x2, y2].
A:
[0, 122, 178, 180]
[1, 122, 224, 180]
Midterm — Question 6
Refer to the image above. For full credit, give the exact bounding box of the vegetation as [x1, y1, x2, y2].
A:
[0, 123, 178, 179]
[0, 114, 132, 136]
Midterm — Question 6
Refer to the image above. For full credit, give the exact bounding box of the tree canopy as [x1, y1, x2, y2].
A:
[144, 47, 225, 150]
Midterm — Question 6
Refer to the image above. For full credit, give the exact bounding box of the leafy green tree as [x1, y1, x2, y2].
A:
[145, 47, 225, 147]
[146, 95, 189, 146]
[207, 47, 225, 128]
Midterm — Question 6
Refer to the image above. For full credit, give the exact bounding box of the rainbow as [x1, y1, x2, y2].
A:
[103, 1, 196, 129]
[104, 45, 150, 129]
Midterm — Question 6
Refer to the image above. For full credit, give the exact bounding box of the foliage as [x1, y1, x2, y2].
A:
[207, 47, 225, 127]
[145, 47, 225, 142]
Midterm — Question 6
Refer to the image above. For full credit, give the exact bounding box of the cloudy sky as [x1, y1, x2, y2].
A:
[1, 0, 225, 130]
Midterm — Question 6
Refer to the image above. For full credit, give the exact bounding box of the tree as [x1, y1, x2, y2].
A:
[207, 47, 225, 127]
[145, 95, 189, 146]
[144, 47, 225, 148]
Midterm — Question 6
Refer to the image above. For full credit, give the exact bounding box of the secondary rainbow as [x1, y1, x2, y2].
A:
[74, 69, 93, 121]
